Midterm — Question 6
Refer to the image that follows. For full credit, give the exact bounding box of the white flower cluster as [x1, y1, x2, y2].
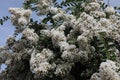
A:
[22, 28, 39, 43]
[9, 8, 31, 32]
[0, 49, 7, 65]
[73, 12, 96, 36]
[9, 8, 32, 34]
[50, 28, 90, 62]
[2, 0, 120, 79]
[30, 49, 55, 77]
[51, 29, 67, 47]
[30, 48, 75, 78]
[65, 2, 120, 43]
[84, 2, 100, 12]
[0, 47, 12, 65]
[54, 62, 73, 77]
[37, 0, 53, 15]
[53, 13, 75, 21]
[61, 45, 80, 62]
[105, 6, 115, 15]
[37, 0, 66, 15]
[29, 0, 120, 79]
[90, 60, 120, 80]
[6, 36, 16, 47]
[40, 30, 51, 37]
[49, 7, 64, 14]
[90, 11, 106, 18]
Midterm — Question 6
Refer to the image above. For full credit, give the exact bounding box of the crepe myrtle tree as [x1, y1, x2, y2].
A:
[0, 0, 120, 80]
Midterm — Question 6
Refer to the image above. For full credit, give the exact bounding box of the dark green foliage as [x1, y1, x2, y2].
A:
[60, 0, 85, 17]
[29, 18, 45, 34]
[91, 32, 117, 61]
[38, 34, 53, 51]
[3, 53, 34, 80]
[23, 0, 38, 12]
[0, 16, 9, 25]
[42, 13, 55, 25]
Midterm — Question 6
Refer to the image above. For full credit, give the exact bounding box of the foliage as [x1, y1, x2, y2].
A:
[91, 32, 117, 61]
[0, 16, 9, 25]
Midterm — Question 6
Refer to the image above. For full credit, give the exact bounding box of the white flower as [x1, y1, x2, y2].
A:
[54, 62, 73, 77]
[22, 28, 39, 43]
[49, 7, 63, 14]
[6, 36, 15, 46]
[40, 30, 51, 37]
[9, 8, 32, 29]
[52, 13, 64, 21]
[90, 73, 101, 80]
[105, 6, 115, 15]
[37, 0, 53, 15]
[61, 45, 82, 62]
[80, 12, 91, 20]
[89, 2, 100, 11]
[18, 17, 28, 26]
[38, 0, 52, 7]
[32, 62, 53, 77]
[90, 11, 106, 18]
[41, 48, 54, 61]
[99, 60, 120, 80]
[84, 2, 100, 11]
[84, 6, 91, 12]
[77, 36, 88, 50]
[49, 7, 58, 14]
[51, 29, 66, 47]
[30, 49, 55, 77]
[57, 25, 66, 31]
[37, 62, 52, 76]
[90, 60, 120, 80]
[58, 42, 69, 52]
[23, 10, 32, 18]
[99, 18, 111, 27]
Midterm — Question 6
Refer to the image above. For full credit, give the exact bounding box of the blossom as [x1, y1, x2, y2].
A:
[54, 62, 73, 77]
[61, 45, 81, 62]
[51, 29, 66, 47]
[37, 0, 53, 15]
[105, 6, 115, 15]
[18, 17, 28, 26]
[89, 2, 100, 11]
[90, 11, 106, 18]
[49, 7, 64, 14]
[40, 30, 51, 37]
[9, 8, 32, 33]
[6, 36, 16, 46]
[30, 48, 55, 77]
[90, 60, 120, 80]
[84, 2, 100, 11]
[22, 28, 39, 43]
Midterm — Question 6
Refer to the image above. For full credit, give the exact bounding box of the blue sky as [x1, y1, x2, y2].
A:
[104, 0, 120, 6]
[0, 0, 24, 46]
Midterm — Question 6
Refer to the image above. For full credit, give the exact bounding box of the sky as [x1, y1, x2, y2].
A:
[0, 0, 24, 46]
[0, 0, 120, 72]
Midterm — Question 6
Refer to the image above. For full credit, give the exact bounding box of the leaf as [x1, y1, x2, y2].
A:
[0, 19, 3, 25]
[42, 18, 51, 24]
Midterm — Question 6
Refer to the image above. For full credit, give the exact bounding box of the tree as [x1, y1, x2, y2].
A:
[0, 0, 120, 80]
